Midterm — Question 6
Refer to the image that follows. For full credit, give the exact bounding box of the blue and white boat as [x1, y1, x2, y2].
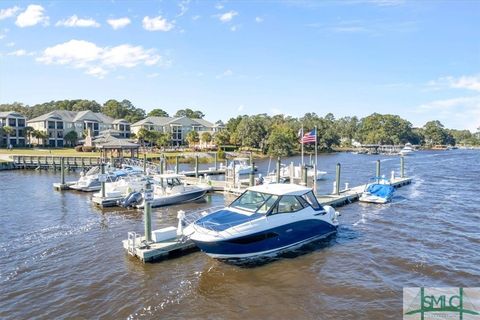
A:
[185, 184, 339, 260]
[359, 178, 395, 204]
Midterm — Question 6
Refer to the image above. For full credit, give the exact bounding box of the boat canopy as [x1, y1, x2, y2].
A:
[365, 184, 394, 198]
[246, 183, 312, 196]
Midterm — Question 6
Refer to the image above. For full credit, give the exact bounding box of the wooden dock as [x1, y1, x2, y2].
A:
[13, 155, 101, 169]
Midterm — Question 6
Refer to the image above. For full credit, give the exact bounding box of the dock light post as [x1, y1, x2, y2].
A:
[276, 157, 281, 183]
[401, 156, 405, 178]
[175, 156, 179, 174]
[144, 181, 153, 243]
[195, 155, 199, 178]
[249, 153, 254, 187]
[214, 152, 218, 171]
[376, 160, 381, 182]
[335, 163, 341, 195]
[60, 157, 65, 185]
[313, 164, 318, 195]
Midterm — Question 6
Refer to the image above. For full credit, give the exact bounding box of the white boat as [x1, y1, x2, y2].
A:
[359, 177, 395, 204]
[136, 173, 211, 208]
[228, 158, 255, 175]
[184, 184, 339, 261]
[92, 172, 148, 199]
[399, 143, 414, 156]
[264, 164, 327, 183]
[70, 165, 143, 191]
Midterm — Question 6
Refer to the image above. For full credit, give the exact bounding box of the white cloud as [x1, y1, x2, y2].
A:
[237, 105, 244, 112]
[6, 42, 15, 47]
[15, 5, 49, 27]
[177, 0, 190, 17]
[216, 69, 233, 79]
[219, 11, 238, 23]
[0, 6, 20, 20]
[8, 49, 27, 56]
[56, 15, 100, 28]
[192, 15, 201, 21]
[147, 73, 160, 78]
[107, 17, 131, 30]
[428, 74, 480, 92]
[142, 16, 174, 31]
[36, 39, 169, 78]
[230, 25, 238, 32]
[417, 96, 480, 131]
[215, 3, 224, 10]
[255, 16, 263, 23]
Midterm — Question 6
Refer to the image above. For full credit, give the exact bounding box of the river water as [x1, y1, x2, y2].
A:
[0, 150, 479, 319]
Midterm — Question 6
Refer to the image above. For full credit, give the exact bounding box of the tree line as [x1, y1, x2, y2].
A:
[1, 100, 479, 155]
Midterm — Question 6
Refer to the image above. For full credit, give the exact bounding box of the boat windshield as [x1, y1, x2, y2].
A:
[230, 190, 278, 213]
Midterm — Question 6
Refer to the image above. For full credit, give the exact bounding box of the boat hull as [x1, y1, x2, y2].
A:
[191, 219, 337, 259]
[140, 188, 208, 208]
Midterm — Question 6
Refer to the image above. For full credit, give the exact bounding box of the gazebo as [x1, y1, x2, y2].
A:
[93, 132, 140, 159]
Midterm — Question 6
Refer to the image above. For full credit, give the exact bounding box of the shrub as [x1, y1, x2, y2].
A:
[75, 145, 83, 152]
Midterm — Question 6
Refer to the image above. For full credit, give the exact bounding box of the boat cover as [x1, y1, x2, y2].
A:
[366, 184, 394, 198]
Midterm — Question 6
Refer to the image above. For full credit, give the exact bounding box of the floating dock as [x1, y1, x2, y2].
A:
[123, 234, 197, 262]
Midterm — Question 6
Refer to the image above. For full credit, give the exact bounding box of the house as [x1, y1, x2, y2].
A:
[112, 119, 131, 138]
[27, 110, 131, 147]
[131, 116, 222, 146]
[0, 111, 27, 147]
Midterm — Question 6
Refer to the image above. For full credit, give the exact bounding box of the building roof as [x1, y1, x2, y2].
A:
[131, 116, 214, 128]
[27, 110, 115, 124]
[0, 111, 25, 118]
[93, 133, 139, 149]
[112, 118, 129, 124]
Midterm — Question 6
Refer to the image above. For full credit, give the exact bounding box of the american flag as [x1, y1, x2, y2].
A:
[300, 128, 316, 144]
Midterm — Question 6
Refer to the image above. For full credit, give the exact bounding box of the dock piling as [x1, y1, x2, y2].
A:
[276, 157, 281, 183]
[214, 153, 218, 171]
[175, 156, 179, 174]
[376, 160, 381, 182]
[195, 155, 199, 178]
[249, 152, 254, 187]
[144, 182, 152, 243]
[335, 163, 341, 195]
[101, 163, 106, 198]
[313, 164, 318, 195]
[143, 154, 147, 174]
[302, 165, 308, 186]
[60, 157, 65, 185]
[401, 156, 405, 178]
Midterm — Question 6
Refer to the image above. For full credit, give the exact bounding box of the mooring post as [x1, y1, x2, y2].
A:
[159, 157, 164, 186]
[175, 155, 179, 174]
[101, 162, 106, 198]
[313, 164, 318, 195]
[401, 156, 405, 178]
[249, 153, 254, 187]
[302, 165, 308, 186]
[195, 155, 199, 178]
[376, 159, 381, 182]
[110, 155, 115, 168]
[143, 153, 147, 174]
[214, 152, 218, 171]
[232, 161, 236, 188]
[144, 181, 152, 243]
[276, 157, 281, 183]
[60, 157, 65, 185]
[335, 163, 341, 195]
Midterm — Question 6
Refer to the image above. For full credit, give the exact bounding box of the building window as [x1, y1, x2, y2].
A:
[125, 125, 130, 131]
[9, 119, 16, 126]
[57, 140, 64, 147]
[57, 131, 63, 138]
[17, 129, 24, 137]
[56, 122, 63, 129]
[49, 139, 56, 147]
[48, 121, 55, 129]
[172, 126, 182, 140]
[93, 123, 99, 130]
[17, 119, 25, 127]
[119, 124, 124, 131]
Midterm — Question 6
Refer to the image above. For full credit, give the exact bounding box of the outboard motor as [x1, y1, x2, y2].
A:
[119, 192, 143, 208]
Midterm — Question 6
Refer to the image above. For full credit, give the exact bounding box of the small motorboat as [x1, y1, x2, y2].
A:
[228, 157, 255, 175]
[70, 165, 143, 192]
[136, 173, 211, 208]
[399, 143, 415, 156]
[264, 163, 327, 183]
[184, 184, 339, 261]
[92, 172, 148, 199]
[359, 178, 395, 204]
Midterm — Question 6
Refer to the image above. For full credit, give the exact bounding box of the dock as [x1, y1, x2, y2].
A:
[123, 234, 197, 262]
[13, 155, 101, 170]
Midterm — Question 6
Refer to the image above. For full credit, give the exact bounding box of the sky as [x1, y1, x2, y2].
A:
[0, 0, 479, 131]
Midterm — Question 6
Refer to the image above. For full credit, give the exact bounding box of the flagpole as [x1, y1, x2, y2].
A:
[315, 125, 318, 167]
[301, 125, 304, 166]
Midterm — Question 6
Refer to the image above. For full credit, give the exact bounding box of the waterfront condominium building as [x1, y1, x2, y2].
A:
[0, 111, 27, 147]
[27, 110, 131, 147]
[130, 116, 224, 146]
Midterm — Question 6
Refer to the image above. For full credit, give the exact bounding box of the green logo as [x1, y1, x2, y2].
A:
[404, 287, 480, 320]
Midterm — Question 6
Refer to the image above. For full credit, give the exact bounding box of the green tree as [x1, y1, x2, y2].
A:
[2, 126, 15, 147]
[174, 108, 205, 119]
[266, 124, 297, 156]
[147, 108, 169, 117]
[213, 130, 230, 146]
[102, 99, 145, 123]
[201, 132, 212, 145]
[64, 130, 78, 147]
[155, 132, 171, 147]
[234, 115, 269, 150]
[423, 120, 454, 146]
[186, 130, 199, 146]
[24, 126, 34, 145]
[358, 113, 414, 145]
[32, 130, 48, 146]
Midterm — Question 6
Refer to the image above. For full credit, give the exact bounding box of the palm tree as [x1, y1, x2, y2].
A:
[32, 130, 48, 146]
[24, 126, 34, 146]
[64, 130, 78, 147]
[186, 130, 199, 147]
[2, 126, 15, 148]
